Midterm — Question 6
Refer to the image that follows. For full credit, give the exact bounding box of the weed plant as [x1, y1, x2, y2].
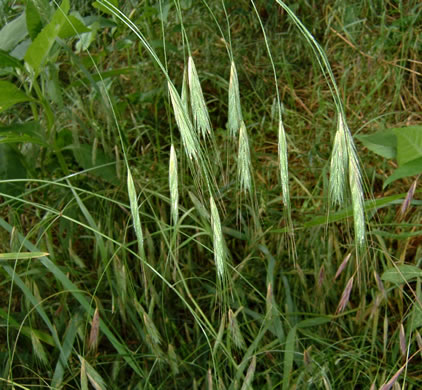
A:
[1, 0, 422, 389]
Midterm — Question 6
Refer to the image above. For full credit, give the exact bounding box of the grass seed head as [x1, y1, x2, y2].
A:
[334, 253, 351, 280]
[168, 81, 200, 162]
[336, 276, 354, 314]
[228, 61, 242, 138]
[228, 308, 246, 350]
[169, 144, 179, 225]
[241, 355, 256, 390]
[238, 121, 253, 194]
[329, 114, 348, 206]
[88, 307, 100, 353]
[278, 117, 290, 209]
[210, 196, 225, 280]
[188, 56, 212, 138]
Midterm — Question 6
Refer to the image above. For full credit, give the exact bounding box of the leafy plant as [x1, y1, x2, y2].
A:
[357, 125, 422, 186]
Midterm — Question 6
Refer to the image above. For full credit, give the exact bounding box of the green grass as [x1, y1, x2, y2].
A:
[1, 0, 422, 388]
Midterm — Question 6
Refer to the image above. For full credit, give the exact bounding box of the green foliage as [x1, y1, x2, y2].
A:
[1, 1, 421, 389]
[358, 125, 422, 186]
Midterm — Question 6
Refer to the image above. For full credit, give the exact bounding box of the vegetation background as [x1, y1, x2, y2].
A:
[0, 0, 421, 388]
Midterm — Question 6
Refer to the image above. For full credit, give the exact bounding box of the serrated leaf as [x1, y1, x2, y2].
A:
[381, 264, 422, 285]
[24, 0, 70, 75]
[383, 157, 422, 187]
[0, 12, 28, 51]
[0, 81, 31, 113]
[356, 130, 397, 159]
[394, 126, 422, 166]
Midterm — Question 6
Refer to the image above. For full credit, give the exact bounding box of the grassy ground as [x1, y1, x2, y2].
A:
[1, 0, 422, 388]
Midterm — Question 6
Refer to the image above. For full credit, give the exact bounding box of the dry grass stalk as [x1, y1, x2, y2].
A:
[88, 307, 100, 353]
[374, 271, 386, 296]
[379, 365, 404, 390]
[266, 283, 273, 319]
[398, 176, 419, 220]
[399, 323, 406, 357]
[241, 355, 256, 390]
[336, 276, 354, 314]
[228, 61, 242, 138]
[318, 264, 325, 289]
[207, 368, 213, 390]
[334, 253, 351, 280]
[168, 81, 200, 162]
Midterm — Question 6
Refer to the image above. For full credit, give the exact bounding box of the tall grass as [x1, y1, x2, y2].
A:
[1, 0, 422, 389]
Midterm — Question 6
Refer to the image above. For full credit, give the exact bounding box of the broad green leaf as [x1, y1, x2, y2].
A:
[58, 14, 90, 39]
[0, 120, 43, 136]
[394, 126, 422, 166]
[0, 49, 22, 69]
[0, 144, 27, 196]
[0, 12, 28, 51]
[0, 251, 48, 260]
[0, 134, 49, 147]
[0, 120, 46, 147]
[46, 63, 63, 106]
[10, 39, 31, 60]
[381, 265, 422, 285]
[24, 0, 70, 75]
[26, 0, 43, 40]
[383, 157, 422, 187]
[0, 81, 31, 113]
[72, 144, 118, 185]
[356, 129, 397, 159]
